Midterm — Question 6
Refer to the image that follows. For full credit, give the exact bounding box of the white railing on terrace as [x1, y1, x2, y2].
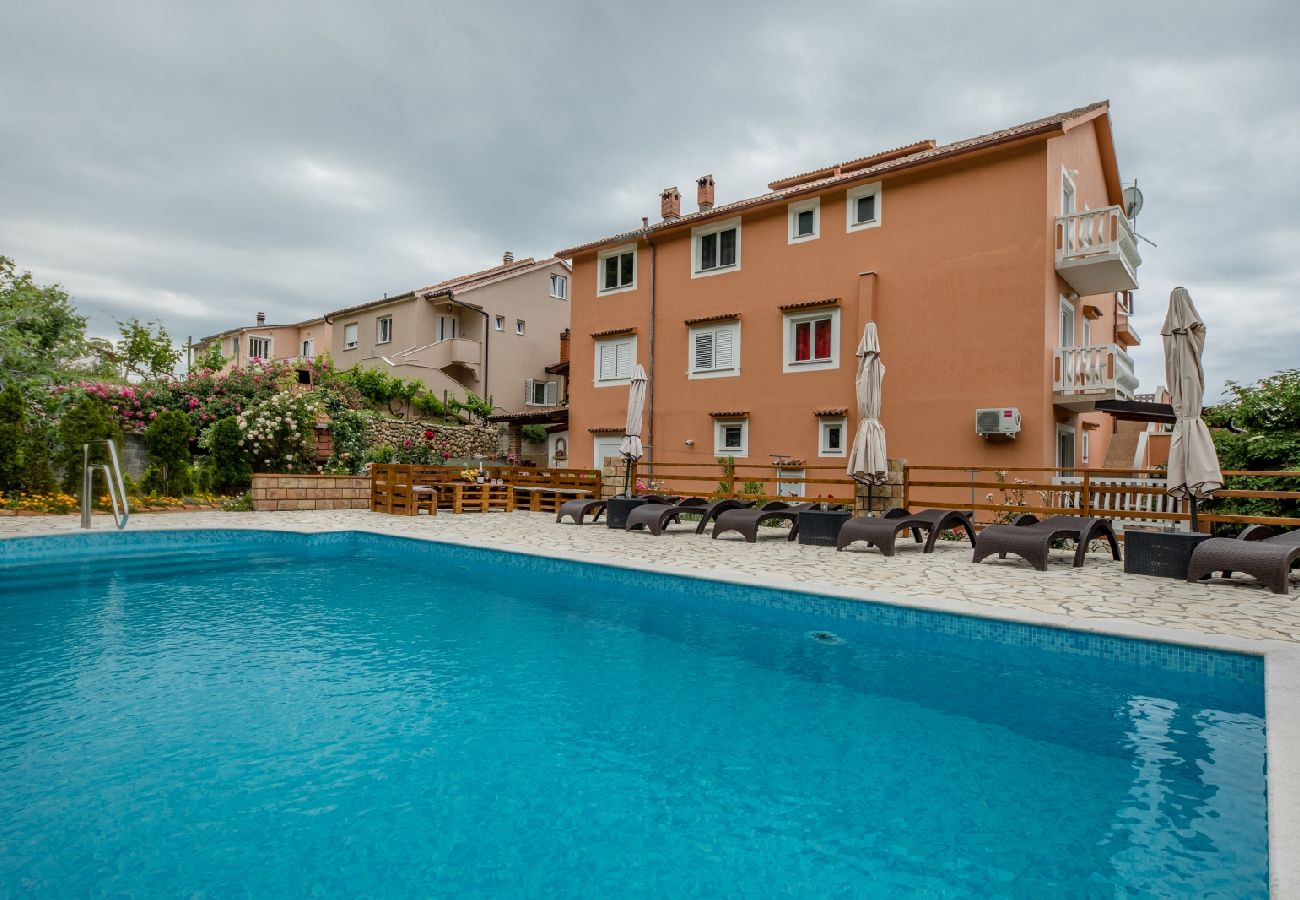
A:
[1053, 343, 1139, 398]
[1052, 476, 1188, 533]
[1055, 206, 1142, 273]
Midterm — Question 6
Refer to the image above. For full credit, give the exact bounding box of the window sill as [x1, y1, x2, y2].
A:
[847, 219, 881, 233]
[789, 233, 819, 244]
[691, 264, 739, 280]
[594, 378, 632, 388]
[783, 357, 838, 374]
[597, 284, 637, 296]
[688, 368, 739, 380]
[376, 340, 392, 345]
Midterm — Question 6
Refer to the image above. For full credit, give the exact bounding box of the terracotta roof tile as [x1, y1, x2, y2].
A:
[814, 408, 848, 417]
[587, 425, 624, 433]
[778, 298, 840, 312]
[709, 410, 749, 418]
[486, 406, 568, 424]
[554, 101, 1108, 258]
[590, 327, 637, 338]
[683, 312, 741, 326]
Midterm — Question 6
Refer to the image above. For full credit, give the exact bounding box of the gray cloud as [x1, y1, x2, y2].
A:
[2, 0, 1297, 396]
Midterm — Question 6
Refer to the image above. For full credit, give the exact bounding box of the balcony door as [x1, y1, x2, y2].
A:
[1059, 296, 1076, 348]
[1056, 424, 1076, 476]
[437, 315, 458, 342]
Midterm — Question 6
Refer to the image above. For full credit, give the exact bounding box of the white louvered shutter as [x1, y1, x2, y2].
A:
[714, 326, 734, 370]
[525, 378, 536, 405]
[544, 380, 558, 405]
[693, 330, 715, 371]
[615, 340, 632, 380]
[598, 343, 615, 381]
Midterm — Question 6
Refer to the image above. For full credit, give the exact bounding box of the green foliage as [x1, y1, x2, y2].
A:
[324, 408, 370, 475]
[0, 385, 24, 492]
[365, 444, 397, 464]
[192, 341, 228, 373]
[0, 256, 88, 397]
[412, 390, 447, 418]
[448, 391, 495, 424]
[20, 424, 55, 494]
[236, 391, 320, 473]
[221, 492, 253, 511]
[115, 317, 182, 380]
[199, 416, 252, 493]
[521, 424, 548, 444]
[337, 368, 424, 413]
[55, 396, 122, 494]
[142, 410, 196, 496]
[1205, 369, 1300, 527]
[740, 480, 764, 496]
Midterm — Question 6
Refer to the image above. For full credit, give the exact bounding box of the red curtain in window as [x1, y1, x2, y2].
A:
[794, 322, 810, 361]
[813, 318, 831, 359]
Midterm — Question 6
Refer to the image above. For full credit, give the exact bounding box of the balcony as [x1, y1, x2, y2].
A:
[1052, 343, 1139, 411]
[427, 337, 482, 373]
[1054, 206, 1141, 296]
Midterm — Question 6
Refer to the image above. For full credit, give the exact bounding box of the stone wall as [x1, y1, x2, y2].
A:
[854, 458, 907, 515]
[366, 419, 501, 459]
[250, 474, 370, 511]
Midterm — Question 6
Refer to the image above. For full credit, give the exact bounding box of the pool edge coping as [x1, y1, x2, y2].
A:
[5, 523, 1297, 896]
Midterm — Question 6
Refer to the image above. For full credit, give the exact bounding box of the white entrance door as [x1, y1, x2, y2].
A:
[593, 437, 622, 470]
[1056, 424, 1076, 476]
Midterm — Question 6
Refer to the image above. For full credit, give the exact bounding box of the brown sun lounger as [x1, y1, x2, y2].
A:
[836, 507, 976, 555]
[556, 497, 607, 525]
[1186, 525, 1300, 595]
[711, 501, 816, 543]
[971, 514, 1120, 571]
[624, 497, 756, 536]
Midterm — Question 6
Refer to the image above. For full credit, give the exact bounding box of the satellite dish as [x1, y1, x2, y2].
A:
[1122, 185, 1144, 220]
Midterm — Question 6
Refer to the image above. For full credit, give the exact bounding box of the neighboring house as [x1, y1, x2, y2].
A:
[323, 254, 572, 414]
[194, 313, 332, 374]
[555, 101, 1143, 476]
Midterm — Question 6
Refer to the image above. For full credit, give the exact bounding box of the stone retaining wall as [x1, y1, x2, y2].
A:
[366, 419, 501, 458]
[251, 474, 371, 511]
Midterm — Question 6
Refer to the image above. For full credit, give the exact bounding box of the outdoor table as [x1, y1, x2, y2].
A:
[606, 496, 648, 529]
[797, 508, 853, 547]
[436, 481, 515, 514]
[1123, 529, 1214, 579]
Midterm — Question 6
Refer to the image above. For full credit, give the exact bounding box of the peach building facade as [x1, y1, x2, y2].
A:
[194, 314, 332, 374]
[556, 102, 1143, 477]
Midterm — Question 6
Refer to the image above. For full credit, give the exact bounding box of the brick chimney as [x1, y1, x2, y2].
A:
[697, 175, 715, 211]
[502, 250, 514, 264]
[256, 312, 266, 326]
[559, 328, 571, 363]
[660, 186, 681, 221]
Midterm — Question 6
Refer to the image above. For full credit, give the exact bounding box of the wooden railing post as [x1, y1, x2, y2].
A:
[1081, 470, 1092, 518]
[902, 465, 910, 510]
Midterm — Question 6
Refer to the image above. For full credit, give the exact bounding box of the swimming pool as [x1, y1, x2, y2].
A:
[0, 529, 1268, 895]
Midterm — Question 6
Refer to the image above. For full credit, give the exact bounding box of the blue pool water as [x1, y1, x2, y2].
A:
[0, 530, 1268, 896]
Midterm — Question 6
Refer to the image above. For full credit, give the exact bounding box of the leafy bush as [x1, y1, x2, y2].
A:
[142, 410, 196, 496]
[199, 416, 252, 493]
[324, 408, 370, 475]
[55, 396, 122, 494]
[21, 424, 54, 494]
[236, 391, 319, 473]
[521, 424, 548, 444]
[0, 385, 24, 492]
[365, 444, 397, 464]
[448, 391, 495, 424]
[337, 368, 423, 413]
[412, 390, 447, 419]
[1205, 368, 1300, 528]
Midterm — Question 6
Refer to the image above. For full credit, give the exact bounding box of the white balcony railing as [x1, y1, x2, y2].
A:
[1054, 206, 1141, 295]
[1053, 343, 1138, 401]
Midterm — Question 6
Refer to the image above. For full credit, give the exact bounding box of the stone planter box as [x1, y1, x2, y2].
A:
[250, 474, 371, 512]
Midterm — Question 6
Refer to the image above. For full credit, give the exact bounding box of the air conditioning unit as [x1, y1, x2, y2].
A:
[976, 407, 1021, 439]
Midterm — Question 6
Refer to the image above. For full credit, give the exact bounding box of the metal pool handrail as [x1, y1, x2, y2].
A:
[81, 440, 130, 530]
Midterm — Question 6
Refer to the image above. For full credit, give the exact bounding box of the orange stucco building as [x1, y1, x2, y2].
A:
[556, 102, 1143, 478]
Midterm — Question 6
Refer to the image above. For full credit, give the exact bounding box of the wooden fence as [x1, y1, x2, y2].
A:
[624, 457, 864, 506]
[903, 465, 1300, 532]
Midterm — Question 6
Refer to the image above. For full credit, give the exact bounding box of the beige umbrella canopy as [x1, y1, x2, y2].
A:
[847, 323, 888, 490]
[619, 364, 647, 494]
[1162, 287, 1222, 527]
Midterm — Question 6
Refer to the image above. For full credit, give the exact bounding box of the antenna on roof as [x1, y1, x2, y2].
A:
[1122, 180, 1158, 248]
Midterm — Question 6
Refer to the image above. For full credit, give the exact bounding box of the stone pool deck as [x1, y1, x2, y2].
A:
[3, 507, 1298, 645]
[4, 508, 1300, 896]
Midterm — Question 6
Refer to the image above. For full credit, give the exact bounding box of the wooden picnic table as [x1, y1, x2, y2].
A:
[434, 481, 515, 514]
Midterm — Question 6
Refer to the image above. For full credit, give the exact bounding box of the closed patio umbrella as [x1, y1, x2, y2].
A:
[1162, 287, 1222, 531]
[847, 323, 887, 512]
[619, 364, 647, 495]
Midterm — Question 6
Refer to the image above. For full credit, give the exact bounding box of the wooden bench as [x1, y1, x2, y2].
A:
[512, 469, 601, 513]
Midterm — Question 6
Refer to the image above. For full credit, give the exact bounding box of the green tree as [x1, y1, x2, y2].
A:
[56, 396, 122, 494]
[1205, 369, 1300, 526]
[0, 256, 88, 395]
[192, 341, 227, 373]
[20, 424, 55, 494]
[0, 385, 25, 492]
[201, 416, 252, 493]
[142, 410, 195, 496]
[115, 317, 181, 380]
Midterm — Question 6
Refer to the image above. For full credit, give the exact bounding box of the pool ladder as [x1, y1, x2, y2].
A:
[80, 440, 130, 530]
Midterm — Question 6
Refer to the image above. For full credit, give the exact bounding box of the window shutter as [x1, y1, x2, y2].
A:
[545, 381, 558, 405]
[693, 331, 714, 371]
[714, 327, 734, 370]
[598, 343, 614, 381]
[525, 378, 535, 405]
[615, 340, 632, 379]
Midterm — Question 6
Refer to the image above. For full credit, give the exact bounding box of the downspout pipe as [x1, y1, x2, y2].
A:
[646, 234, 656, 478]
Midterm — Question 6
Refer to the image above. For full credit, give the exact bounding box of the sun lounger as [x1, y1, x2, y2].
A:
[710, 501, 817, 543]
[624, 497, 755, 536]
[556, 497, 607, 525]
[971, 514, 1120, 571]
[836, 507, 975, 555]
[1186, 525, 1300, 595]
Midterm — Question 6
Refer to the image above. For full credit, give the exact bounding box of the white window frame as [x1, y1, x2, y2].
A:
[713, 419, 748, 457]
[376, 316, 393, 345]
[594, 335, 637, 387]
[775, 468, 805, 498]
[494, 315, 504, 331]
[788, 197, 820, 244]
[301, 339, 314, 357]
[1059, 295, 1076, 348]
[691, 217, 742, 278]
[437, 315, 458, 343]
[782, 308, 840, 374]
[1056, 423, 1076, 474]
[818, 417, 848, 457]
[549, 273, 568, 299]
[1061, 167, 1077, 216]
[343, 322, 358, 350]
[596, 244, 637, 295]
[516, 319, 526, 336]
[1082, 317, 1092, 347]
[846, 181, 882, 232]
[248, 335, 272, 359]
[687, 320, 740, 380]
[525, 378, 558, 407]
[1082, 429, 1091, 464]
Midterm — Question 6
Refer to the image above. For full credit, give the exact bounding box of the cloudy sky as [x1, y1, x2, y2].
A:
[2, 0, 1296, 397]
